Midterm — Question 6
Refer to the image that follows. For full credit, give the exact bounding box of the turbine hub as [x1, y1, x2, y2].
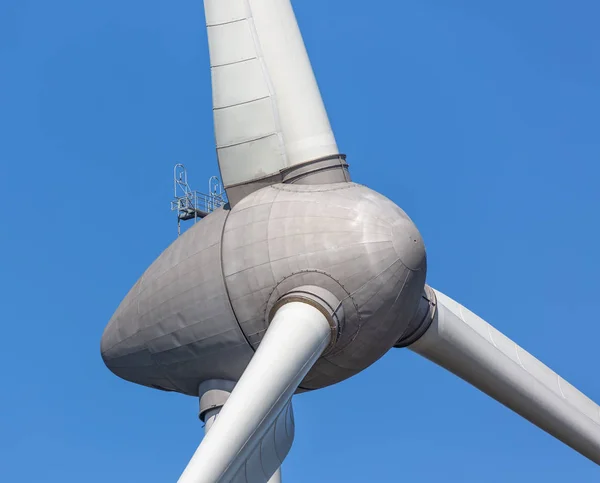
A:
[101, 183, 427, 394]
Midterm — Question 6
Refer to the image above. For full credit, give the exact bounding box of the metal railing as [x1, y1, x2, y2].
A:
[171, 164, 226, 235]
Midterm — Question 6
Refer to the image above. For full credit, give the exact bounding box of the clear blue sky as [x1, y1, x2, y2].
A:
[1, 0, 599, 481]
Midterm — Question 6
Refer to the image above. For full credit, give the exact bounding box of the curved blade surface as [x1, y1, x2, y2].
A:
[178, 302, 331, 483]
[204, 0, 339, 197]
[409, 288, 600, 464]
[204, 404, 289, 483]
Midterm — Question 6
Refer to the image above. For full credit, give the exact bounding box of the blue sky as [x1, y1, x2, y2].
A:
[1, 0, 599, 481]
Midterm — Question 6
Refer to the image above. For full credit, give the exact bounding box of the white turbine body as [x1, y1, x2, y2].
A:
[205, 0, 338, 196]
[101, 1, 600, 481]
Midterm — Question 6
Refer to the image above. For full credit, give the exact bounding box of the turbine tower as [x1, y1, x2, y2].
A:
[101, 1, 600, 481]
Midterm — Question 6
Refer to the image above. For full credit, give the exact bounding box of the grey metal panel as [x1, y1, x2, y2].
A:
[223, 182, 427, 389]
[101, 208, 254, 395]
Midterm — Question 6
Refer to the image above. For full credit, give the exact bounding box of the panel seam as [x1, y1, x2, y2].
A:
[220, 207, 256, 352]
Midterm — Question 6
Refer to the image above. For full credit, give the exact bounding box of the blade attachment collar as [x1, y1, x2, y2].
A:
[394, 284, 437, 348]
[269, 285, 343, 354]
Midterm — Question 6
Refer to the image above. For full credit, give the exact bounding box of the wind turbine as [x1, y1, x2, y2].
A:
[101, 1, 600, 481]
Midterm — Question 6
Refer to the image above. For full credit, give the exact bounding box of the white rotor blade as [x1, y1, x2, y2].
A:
[409, 288, 600, 464]
[178, 302, 332, 483]
[203, 405, 287, 483]
[204, 0, 339, 193]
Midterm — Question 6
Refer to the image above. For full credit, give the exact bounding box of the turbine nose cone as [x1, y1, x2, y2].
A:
[220, 183, 428, 391]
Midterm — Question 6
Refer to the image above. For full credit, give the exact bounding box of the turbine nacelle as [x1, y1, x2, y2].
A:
[101, 182, 428, 394]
